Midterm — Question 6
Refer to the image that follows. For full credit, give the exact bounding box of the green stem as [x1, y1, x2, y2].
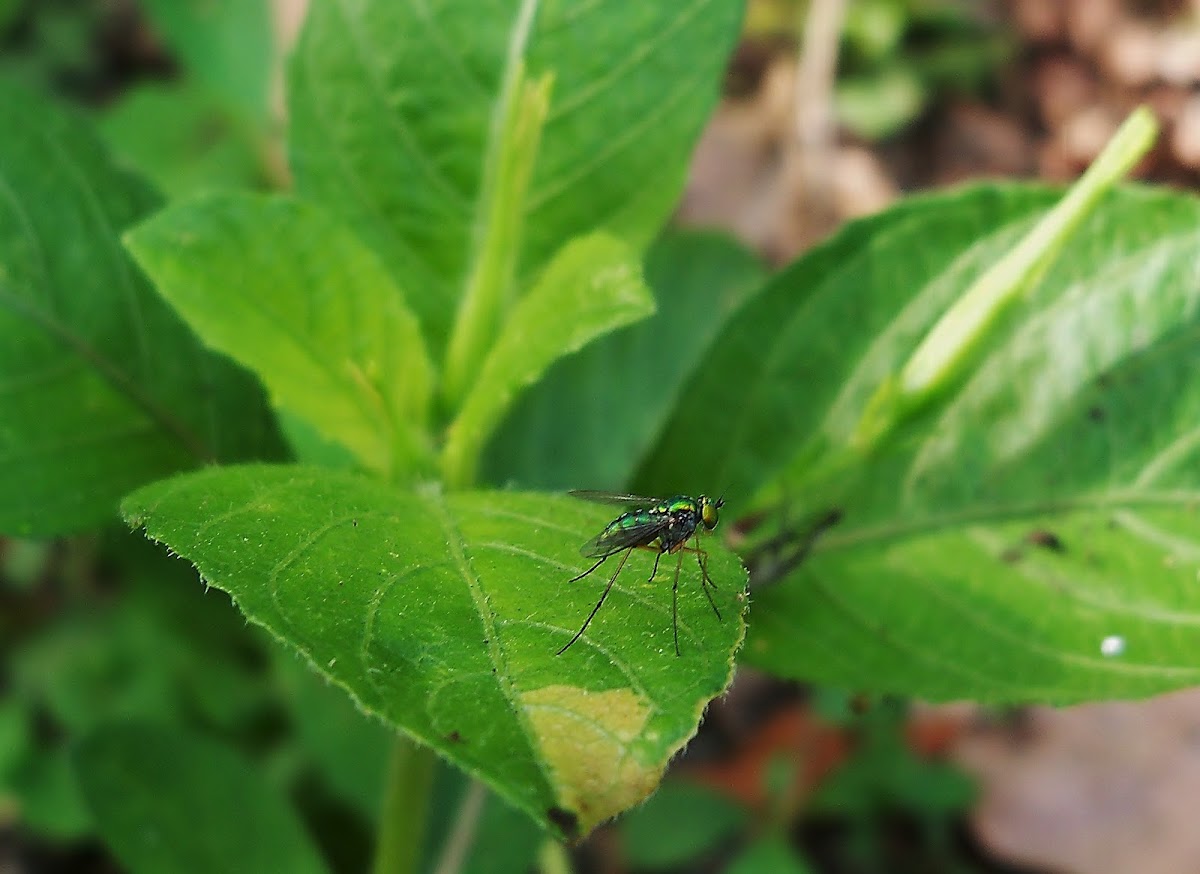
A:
[372, 736, 437, 874]
[536, 838, 573, 874]
[440, 411, 478, 491]
[850, 105, 1159, 451]
[441, 58, 553, 412]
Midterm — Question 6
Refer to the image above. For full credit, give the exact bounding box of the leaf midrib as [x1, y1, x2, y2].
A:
[425, 489, 555, 793]
[0, 134, 217, 463]
[0, 281, 213, 462]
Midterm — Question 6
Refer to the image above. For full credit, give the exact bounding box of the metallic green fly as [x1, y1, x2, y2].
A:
[558, 490, 725, 656]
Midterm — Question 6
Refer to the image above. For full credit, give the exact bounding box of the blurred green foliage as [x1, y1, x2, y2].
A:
[620, 782, 750, 869]
[0, 0, 273, 196]
[808, 700, 977, 874]
[0, 0, 110, 96]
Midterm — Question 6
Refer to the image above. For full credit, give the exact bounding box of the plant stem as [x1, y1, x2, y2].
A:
[899, 105, 1157, 400]
[441, 48, 553, 412]
[431, 780, 488, 874]
[536, 838, 573, 874]
[850, 105, 1158, 452]
[372, 735, 437, 874]
[791, 0, 848, 247]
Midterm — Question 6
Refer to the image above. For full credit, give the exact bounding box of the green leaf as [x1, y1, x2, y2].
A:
[120, 538, 273, 730]
[619, 782, 748, 868]
[0, 0, 21, 33]
[726, 837, 815, 874]
[441, 233, 655, 487]
[890, 108, 1154, 414]
[10, 540, 271, 734]
[484, 231, 765, 489]
[835, 69, 927, 141]
[843, 0, 906, 61]
[749, 507, 1200, 702]
[74, 723, 329, 874]
[12, 611, 186, 733]
[140, 0, 273, 123]
[0, 698, 30, 779]
[809, 705, 974, 816]
[273, 411, 360, 473]
[274, 651, 392, 821]
[122, 464, 748, 837]
[661, 179, 1200, 702]
[637, 184, 1061, 506]
[8, 746, 92, 839]
[0, 85, 279, 536]
[126, 193, 434, 481]
[287, 0, 744, 354]
[101, 82, 265, 199]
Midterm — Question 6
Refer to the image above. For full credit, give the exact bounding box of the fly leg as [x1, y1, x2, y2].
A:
[682, 540, 722, 621]
[647, 549, 662, 582]
[672, 550, 684, 656]
[568, 555, 608, 583]
[558, 547, 633, 655]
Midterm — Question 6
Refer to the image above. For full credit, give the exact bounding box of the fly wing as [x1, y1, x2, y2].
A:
[579, 516, 670, 558]
[568, 490, 662, 507]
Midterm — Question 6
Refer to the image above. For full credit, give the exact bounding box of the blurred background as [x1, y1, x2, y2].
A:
[4, 1, 1200, 872]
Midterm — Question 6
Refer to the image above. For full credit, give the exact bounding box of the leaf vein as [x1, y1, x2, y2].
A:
[297, 31, 450, 300]
[542, 0, 711, 122]
[332, 0, 471, 208]
[527, 59, 710, 214]
[904, 546, 1200, 678]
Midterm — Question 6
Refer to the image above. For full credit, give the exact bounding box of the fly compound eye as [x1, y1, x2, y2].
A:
[701, 497, 720, 529]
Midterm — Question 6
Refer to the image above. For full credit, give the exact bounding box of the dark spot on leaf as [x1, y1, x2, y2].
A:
[352, 519, 358, 527]
[547, 806, 579, 841]
[1027, 530, 1065, 553]
[1096, 371, 1112, 389]
[1087, 405, 1105, 422]
[446, 730, 463, 743]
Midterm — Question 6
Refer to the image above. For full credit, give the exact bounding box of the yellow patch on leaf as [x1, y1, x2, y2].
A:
[521, 685, 660, 830]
